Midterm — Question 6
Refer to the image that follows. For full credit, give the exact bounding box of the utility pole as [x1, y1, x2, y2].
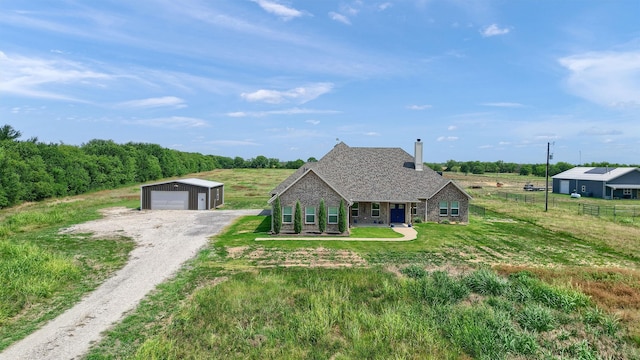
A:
[545, 142, 550, 212]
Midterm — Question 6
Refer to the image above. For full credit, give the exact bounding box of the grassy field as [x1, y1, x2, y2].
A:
[3, 169, 640, 358]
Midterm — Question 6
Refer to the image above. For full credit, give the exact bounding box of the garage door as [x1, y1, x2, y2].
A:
[559, 180, 570, 194]
[151, 191, 189, 210]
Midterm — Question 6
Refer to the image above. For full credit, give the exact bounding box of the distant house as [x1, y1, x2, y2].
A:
[140, 178, 224, 210]
[552, 167, 640, 199]
[268, 140, 472, 234]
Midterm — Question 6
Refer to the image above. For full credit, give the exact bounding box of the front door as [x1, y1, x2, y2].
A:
[390, 204, 405, 223]
[198, 193, 207, 210]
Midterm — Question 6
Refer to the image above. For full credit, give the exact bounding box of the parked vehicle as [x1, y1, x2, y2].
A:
[523, 183, 546, 191]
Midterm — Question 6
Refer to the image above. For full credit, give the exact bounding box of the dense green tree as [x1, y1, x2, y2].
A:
[294, 201, 302, 234]
[338, 199, 347, 233]
[272, 196, 282, 234]
[519, 165, 532, 176]
[318, 199, 326, 233]
[0, 124, 21, 141]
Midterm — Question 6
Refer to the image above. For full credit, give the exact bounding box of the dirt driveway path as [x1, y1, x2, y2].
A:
[0, 208, 261, 360]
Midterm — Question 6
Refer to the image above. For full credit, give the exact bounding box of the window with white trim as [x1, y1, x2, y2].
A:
[305, 207, 316, 224]
[328, 206, 339, 224]
[439, 201, 448, 216]
[372, 202, 380, 217]
[451, 201, 459, 216]
[581, 185, 586, 193]
[282, 206, 293, 223]
[411, 203, 417, 216]
[351, 202, 359, 217]
[623, 189, 632, 196]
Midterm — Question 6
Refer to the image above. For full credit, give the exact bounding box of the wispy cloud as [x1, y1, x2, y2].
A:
[448, 125, 457, 131]
[579, 127, 623, 136]
[407, 104, 432, 110]
[378, 3, 392, 11]
[241, 83, 334, 104]
[306, 119, 320, 125]
[559, 50, 640, 108]
[364, 132, 380, 136]
[226, 107, 341, 118]
[329, 11, 351, 25]
[125, 116, 208, 128]
[207, 139, 260, 146]
[251, 0, 304, 20]
[481, 24, 510, 37]
[118, 96, 186, 109]
[437, 136, 459, 142]
[0, 51, 111, 101]
[481, 102, 524, 108]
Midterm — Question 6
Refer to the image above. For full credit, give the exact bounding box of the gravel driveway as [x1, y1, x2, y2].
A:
[0, 207, 261, 360]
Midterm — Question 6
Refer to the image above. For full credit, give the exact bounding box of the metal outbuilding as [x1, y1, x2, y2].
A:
[140, 178, 224, 210]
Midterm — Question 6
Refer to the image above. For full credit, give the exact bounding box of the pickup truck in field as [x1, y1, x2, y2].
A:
[523, 183, 546, 191]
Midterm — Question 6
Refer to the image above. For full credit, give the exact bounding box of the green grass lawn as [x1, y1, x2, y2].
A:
[3, 170, 640, 358]
[87, 215, 639, 359]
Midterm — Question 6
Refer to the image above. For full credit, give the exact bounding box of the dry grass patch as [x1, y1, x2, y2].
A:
[244, 246, 367, 268]
[495, 265, 640, 344]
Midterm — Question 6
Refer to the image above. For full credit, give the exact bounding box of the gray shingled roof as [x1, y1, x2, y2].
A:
[272, 142, 463, 202]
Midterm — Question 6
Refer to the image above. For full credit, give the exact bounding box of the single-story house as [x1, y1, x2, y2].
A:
[552, 167, 640, 199]
[140, 178, 224, 210]
[268, 140, 472, 233]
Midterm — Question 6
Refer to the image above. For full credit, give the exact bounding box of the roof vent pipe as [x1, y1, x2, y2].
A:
[415, 139, 423, 171]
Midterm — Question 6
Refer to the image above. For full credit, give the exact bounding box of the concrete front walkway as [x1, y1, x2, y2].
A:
[255, 224, 417, 241]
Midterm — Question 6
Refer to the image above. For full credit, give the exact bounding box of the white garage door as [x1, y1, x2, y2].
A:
[151, 191, 189, 210]
[559, 180, 570, 194]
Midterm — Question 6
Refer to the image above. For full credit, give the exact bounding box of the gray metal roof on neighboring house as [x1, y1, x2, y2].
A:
[272, 142, 467, 202]
[142, 178, 223, 188]
[552, 167, 639, 182]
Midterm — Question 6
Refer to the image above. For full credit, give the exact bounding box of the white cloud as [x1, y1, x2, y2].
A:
[378, 3, 392, 11]
[499, 141, 511, 145]
[437, 136, 459, 142]
[241, 83, 333, 104]
[559, 50, 640, 108]
[226, 107, 341, 118]
[251, 0, 303, 20]
[481, 24, 510, 37]
[447, 125, 457, 131]
[364, 132, 380, 136]
[407, 104, 432, 110]
[118, 96, 186, 109]
[208, 139, 260, 146]
[0, 51, 111, 101]
[481, 102, 524, 108]
[329, 12, 351, 25]
[125, 116, 208, 128]
[306, 119, 320, 125]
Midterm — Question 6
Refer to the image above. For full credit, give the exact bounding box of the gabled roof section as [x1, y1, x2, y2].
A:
[271, 142, 462, 202]
[428, 180, 474, 200]
[142, 178, 223, 188]
[552, 167, 639, 182]
[268, 168, 351, 205]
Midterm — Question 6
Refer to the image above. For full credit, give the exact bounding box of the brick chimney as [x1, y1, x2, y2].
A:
[415, 139, 423, 171]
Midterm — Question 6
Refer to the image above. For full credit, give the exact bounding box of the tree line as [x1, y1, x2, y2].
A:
[0, 125, 313, 208]
[426, 159, 639, 177]
[2, 124, 637, 209]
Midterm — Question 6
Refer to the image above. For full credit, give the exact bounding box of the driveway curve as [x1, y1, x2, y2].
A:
[0, 208, 260, 360]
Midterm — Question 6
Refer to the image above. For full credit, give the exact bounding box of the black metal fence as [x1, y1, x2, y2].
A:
[491, 191, 639, 224]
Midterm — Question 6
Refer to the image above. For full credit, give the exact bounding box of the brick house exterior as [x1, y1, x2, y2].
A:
[269, 140, 472, 234]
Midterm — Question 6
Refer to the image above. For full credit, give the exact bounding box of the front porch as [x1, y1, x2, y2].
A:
[349, 201, 420, 227]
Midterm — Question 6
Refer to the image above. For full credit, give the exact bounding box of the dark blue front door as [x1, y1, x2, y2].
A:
[390, 204, 405, 223]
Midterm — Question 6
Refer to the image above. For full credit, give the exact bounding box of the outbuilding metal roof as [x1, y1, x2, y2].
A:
[552, 167, 639, 182]
[142, 178, 223, 188]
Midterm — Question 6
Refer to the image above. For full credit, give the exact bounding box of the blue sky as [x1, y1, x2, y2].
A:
[1, 1, 639, 164]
